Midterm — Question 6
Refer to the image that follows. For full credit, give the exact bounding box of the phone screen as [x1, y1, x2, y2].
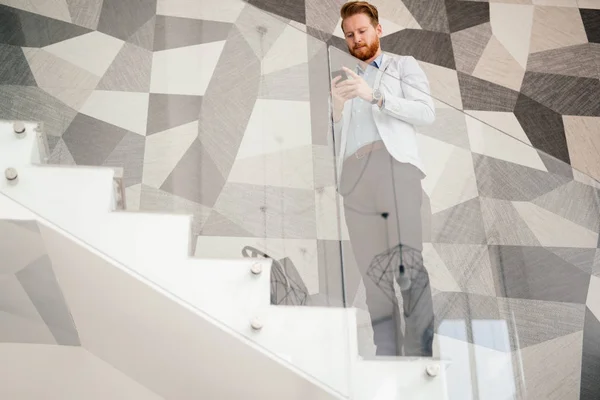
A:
[332, 69, 348, 83]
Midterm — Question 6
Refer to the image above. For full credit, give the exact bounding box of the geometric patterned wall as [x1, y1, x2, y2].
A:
[1, 0, 597, 295]
[255, 0, 600, 182]
[0, 1, 599, 398]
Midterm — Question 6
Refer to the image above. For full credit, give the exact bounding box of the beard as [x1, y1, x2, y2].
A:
[349, 36, 380, 61]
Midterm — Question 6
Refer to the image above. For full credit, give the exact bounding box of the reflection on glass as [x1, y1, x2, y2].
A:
[329, 32, 436, 356]
[439, 319, 519, 400]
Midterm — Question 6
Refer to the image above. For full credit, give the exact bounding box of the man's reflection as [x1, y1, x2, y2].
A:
[331, 1, 436, 357]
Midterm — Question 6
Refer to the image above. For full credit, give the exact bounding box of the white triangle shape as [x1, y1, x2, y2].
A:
[465, 111, 531, 145]
[236, 99, 312, 160]
[150, 41, 225, 96]
[40, 87, 93, 112]
[332, 18, 345, 39]
[430, 147, 479, 214]
[79, 91, 149, 136]
[377, 0, 421, 30]
[228, 146, 315, 190]
[142, 121, 198, 188]
[263, 25, 309, 75]
[422, 243, 462, 293]
[490, 3, 534, 69]
[379, 18, 405, 37]
[587, 275, 600, 322]
[466, 114, 547, 172]
[513, 201, 599, 248]
[43, 31, 124, 77]
[417, 133, 456, 198]
[1, 0, 72, 22]
[472, 36, 525, 91]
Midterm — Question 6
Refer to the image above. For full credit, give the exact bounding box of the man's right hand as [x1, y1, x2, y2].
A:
[331, 75, 349, 122]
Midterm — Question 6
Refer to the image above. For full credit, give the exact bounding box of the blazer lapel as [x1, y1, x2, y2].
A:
[374, 53, 393, 90]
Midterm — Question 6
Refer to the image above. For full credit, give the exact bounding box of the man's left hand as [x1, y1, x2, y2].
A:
[335, 67, 373, 103]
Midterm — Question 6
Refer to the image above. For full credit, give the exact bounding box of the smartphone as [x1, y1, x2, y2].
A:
[331, 69, 348, 83]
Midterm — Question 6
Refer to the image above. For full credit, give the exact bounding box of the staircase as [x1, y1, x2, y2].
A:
[0, 120, 447, 398]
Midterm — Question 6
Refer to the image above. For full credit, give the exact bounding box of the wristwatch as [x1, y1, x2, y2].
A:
[371, 89, 383, 105]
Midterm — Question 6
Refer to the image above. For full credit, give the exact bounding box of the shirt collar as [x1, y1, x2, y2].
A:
[371, 53, 383, 68]
[357, 53, 383, 73]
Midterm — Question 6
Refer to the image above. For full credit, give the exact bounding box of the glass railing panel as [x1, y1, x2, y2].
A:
[0, 0, 346, 310]
[328, 44, 600, 400]
[0, 2, 356, 395]
[178, 3, 347, 309]
[0, 191, 349, 398]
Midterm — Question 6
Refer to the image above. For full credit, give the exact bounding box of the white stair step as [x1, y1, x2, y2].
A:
[35, 218, 346, 400]
[243, 306, 358, 395]
[1, 120, 449, 399]
[139, 258, 272, 319]
[83, 211, 193, 267]
[1, 165, 116, 222]
[353, 359, 449, 400]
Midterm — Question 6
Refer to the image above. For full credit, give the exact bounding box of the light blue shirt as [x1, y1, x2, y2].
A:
[345, 54, 383, 159]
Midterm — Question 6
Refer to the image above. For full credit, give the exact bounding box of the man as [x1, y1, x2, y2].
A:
[330, 1, 435, 357]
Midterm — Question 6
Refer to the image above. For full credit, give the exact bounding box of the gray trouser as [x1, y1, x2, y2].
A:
[340, 145, 434, 357]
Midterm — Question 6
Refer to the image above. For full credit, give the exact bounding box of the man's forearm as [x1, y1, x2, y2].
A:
[333, 108, 343, 123]
[378, 94, 435, 126]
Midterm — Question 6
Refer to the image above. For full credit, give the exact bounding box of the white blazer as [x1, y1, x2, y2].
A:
[332, 53, 436, 180]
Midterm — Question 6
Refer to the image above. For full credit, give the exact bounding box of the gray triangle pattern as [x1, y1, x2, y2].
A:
[62, 113, 129, 165]
[473, 153, 572, 201]
[234, 4, 288, 60]
[196, 26, 261, 178]
[0, 86, 78, 139]
[431, 198, 487, 244]
[401, 0, 449, 33]
[0, 44, 37, 86]
[0, 5, 92, 47]
[97, 0, 157, 41]
[46, 134, 62, 153]
[160, 139, 226, 208]
[547, 247, 597, 275]
[126, 15, 155, 51]
[581, 308, 600, 399]
[153, 16, 232, 51]
[97, 42, 152, 92]
[258, 62, 310, 101]
[200, 210, 258, 237]
[488, 245, 591, 304]
[146, 94, 203, 135]
[479, 197, 541, 246]
[66, 0, 104, 30]
[451, 22, 491, 75]
[532, 180, 600, 232]
[434, 243, 496, 296]
[48, 138, 77, 165]
[16, 255, 81, 346]
[499, 297, 585, 350]
[103, 132, 145, 187]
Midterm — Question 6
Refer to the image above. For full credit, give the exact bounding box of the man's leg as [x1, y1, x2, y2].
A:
[343, 201, 400, 356]
[375, 156, 435, 357]
[341, 156, 399, 356]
